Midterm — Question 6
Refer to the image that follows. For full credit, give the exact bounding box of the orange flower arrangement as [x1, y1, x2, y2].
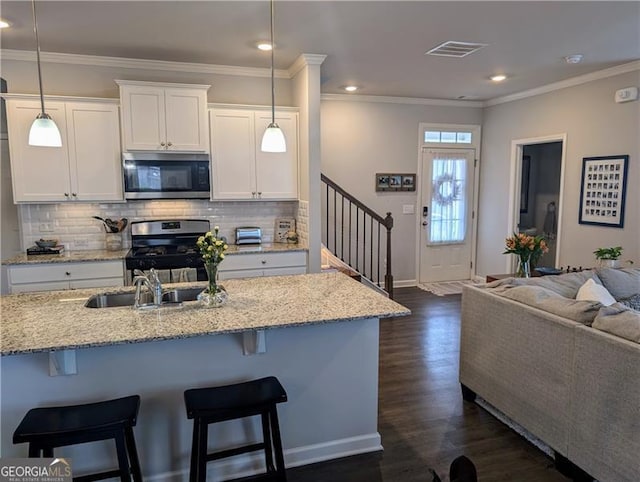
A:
[503, 233, 549, 272]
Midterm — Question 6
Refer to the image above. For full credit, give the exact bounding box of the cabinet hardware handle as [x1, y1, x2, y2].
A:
[64, 193, 69, 197]
[160, 142, 166, 147]
[65, 272, 71, 276]
[252, 192, 256, 197]
[258, 192, 262, 197]
[72, 193, 77, 197]
[261, 260, 267, 265]
[167, 142, 172, 146]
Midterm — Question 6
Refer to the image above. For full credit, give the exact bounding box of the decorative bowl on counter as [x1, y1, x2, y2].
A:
[35, 239, 58, 248]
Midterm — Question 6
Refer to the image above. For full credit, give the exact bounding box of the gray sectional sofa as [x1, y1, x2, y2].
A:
[459, 268, 640, 482]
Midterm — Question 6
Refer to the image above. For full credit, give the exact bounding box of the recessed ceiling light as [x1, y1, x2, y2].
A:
[490, 74, 507, 82]
[0, 18, 11, 29]
[257, 42, 273, 51]
[344, 85, 358, 92]
[564, 54, 584, 64]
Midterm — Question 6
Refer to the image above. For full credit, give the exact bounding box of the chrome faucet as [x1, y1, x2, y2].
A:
[133, 268, 163, 308]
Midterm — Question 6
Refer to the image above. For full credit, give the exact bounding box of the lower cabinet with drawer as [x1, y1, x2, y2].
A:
[8, 260, 125, 293]
[218, 251, 307, 280]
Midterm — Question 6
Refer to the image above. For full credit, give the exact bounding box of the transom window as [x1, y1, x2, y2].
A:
[424, 130, 472, 144]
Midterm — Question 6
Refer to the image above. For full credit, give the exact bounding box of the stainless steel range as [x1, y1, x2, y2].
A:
[125, 219, 210, 284]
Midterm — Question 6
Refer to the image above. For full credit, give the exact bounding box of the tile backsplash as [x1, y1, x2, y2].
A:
[19, 200, 298, 251]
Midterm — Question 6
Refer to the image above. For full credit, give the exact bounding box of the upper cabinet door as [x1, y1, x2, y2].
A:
[117, 81, 210, 152]
[6, 100, 72, 202]
[66, 102, 123, 201]
[210, 109, 256, 199]
[119, 85, 166, 151]
[164, 88, 209, 152]
[255, 111, 299, 199]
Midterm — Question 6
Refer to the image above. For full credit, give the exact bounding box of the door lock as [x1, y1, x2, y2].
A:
[422, 206, 429, 217]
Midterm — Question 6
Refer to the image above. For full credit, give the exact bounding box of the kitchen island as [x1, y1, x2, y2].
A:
[0, 272, 409, 480]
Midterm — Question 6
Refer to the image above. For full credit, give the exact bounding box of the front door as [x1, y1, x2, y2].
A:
[419, 149, 476, 283]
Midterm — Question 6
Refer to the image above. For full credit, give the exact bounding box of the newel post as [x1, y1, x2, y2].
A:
[384, 212, 394, 299]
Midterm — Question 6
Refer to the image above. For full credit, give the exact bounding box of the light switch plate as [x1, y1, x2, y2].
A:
[402, 204, 415, 214]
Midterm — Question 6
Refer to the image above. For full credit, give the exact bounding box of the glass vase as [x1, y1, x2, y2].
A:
[517, 255, 532, 278]
[197, 262, 228, 308]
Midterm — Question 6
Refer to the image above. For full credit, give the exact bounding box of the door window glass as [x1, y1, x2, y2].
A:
[429, 154, 467, 243]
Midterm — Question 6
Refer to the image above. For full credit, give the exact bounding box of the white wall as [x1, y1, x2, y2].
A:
[0, 59, 292, 106]
[321, 100, 483, 285]
[478, 70, 640, 276]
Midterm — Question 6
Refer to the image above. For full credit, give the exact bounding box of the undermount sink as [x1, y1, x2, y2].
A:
[85, 287, 203, 309]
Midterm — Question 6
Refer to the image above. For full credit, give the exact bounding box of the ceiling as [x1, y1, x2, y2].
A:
[1, 1, 639, 101]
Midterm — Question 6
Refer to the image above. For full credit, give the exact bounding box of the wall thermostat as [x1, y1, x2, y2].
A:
[614, 87, 638, 103]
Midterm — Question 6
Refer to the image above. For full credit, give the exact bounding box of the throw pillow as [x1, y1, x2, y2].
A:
[620, 293, 640, 312]
[576, 279, 616, 306]
[595, 267, 640, 300]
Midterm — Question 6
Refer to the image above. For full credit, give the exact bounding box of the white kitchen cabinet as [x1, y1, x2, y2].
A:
[117, 81, 209, 152]
[7, 260, 125, 294]
[5, 98, 123, 203]
[218, 251, 307, 280]
[210, 107, 298, 200]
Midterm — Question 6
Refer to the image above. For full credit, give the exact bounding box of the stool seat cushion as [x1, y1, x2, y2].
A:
[13, 396, 140, 443]
[185, 376, 287, 418]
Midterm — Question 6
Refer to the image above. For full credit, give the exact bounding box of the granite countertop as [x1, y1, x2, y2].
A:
[2, 243, 308, 265]
[1, 249, 130, 265]
[0, 272, 409, 356]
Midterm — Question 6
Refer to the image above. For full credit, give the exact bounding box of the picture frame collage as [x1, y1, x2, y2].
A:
[578, 155, 628, 228]
[376, 173, 416, 192]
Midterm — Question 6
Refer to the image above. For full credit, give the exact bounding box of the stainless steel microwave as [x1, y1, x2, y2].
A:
[123, 152, 211, 200]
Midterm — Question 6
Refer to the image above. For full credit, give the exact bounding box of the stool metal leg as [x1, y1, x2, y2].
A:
[42, 447, 54, 458]
[269, 407, 286, 482]
[196, 419, 208, 482]
[124, 428, 143, 482]
[261, 411, 275, 473]
[189, 419, 200, 482]
[114, 432, 132, 482]
[28, 444, 41, 457]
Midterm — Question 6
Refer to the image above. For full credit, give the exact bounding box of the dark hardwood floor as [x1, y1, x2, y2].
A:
[286, 287, 569, 482]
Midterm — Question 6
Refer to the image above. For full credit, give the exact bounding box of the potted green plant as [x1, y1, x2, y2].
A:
[593, 246, 623, 268]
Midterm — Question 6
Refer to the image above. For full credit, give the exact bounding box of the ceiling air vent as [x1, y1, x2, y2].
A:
[425, 41, 488, 58]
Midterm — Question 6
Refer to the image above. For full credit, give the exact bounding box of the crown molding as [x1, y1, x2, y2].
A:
[114, 79, 211, 90]
[288, 54, 327, 78]
[0, 49, 290, 79]
[484, 60, 640, 107]
[321, 93, 483, 108]
[1, 92, 118, 103]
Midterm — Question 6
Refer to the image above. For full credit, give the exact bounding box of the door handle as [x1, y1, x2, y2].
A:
[422, 221, 428, 226]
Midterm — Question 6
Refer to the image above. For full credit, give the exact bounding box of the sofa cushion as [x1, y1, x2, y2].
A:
[498, 285, 601, 325]
[595, 267, 640, 300]
[592, 303, 640, 343]
[576, 279, 616, 306]
[489, 270, 601, 299]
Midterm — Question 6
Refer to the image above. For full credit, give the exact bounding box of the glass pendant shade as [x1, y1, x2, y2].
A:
[28, 113, 62, 147]
[261, 122, 286, 153]
[261, 0, 286, 154]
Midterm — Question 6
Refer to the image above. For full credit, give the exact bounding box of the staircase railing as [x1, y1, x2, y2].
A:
[321, 174, 394, 298]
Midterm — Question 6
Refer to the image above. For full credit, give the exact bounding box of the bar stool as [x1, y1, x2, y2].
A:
[184, 376, 288, 482]
[13, 395, 143, 482]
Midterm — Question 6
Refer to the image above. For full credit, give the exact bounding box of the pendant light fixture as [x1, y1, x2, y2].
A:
[28, 0, 62, 147]
[260, 0, 286, 153]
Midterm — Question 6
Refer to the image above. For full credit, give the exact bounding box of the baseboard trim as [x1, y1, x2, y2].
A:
[394, 279, 417, 288]
[144, 433, 382, 482]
